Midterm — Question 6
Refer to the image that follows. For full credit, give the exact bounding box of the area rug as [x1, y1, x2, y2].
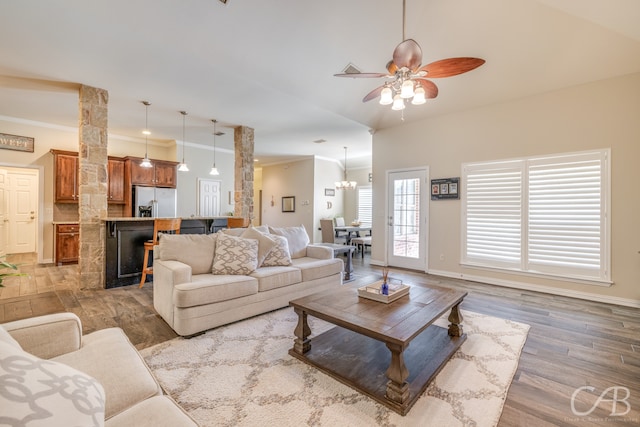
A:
[141, 308, 529, 427]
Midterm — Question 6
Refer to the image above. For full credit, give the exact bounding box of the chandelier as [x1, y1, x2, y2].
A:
[335, 147, 357, 190]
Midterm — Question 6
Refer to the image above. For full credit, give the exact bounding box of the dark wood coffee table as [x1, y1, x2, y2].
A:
[288, 282, 467, 415]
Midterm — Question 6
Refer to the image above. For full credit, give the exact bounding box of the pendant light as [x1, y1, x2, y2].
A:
[140, 101, 153, 168]
[177, 110, 189, 172]
[209, 119, 220, 176]
[335, 146, 357, 190]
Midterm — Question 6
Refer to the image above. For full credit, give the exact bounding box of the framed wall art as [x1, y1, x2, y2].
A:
[431, 177, 459, 200]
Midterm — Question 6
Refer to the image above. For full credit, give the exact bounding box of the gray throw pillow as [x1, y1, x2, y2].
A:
[212, 233, 259, 275]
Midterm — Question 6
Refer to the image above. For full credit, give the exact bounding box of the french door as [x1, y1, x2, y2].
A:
[386, 169, 428, 270]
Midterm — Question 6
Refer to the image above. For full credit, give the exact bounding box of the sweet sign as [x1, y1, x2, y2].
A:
[0, 133, 34, 152]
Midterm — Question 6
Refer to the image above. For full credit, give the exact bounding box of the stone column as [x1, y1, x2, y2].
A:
[78, 85, 108, 289]
[233, 126, 254, 221]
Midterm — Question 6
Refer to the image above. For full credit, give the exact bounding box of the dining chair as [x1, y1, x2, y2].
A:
[139, 218, 182, 288]
[320, 219, 346, 244]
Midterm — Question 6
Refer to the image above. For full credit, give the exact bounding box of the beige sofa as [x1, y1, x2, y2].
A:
[0, 312, 198, 427]
[153, 225, 343, 336]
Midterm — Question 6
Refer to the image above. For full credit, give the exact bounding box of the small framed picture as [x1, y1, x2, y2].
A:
[325, 188, 335, 197]
[431, 177, 459, 200]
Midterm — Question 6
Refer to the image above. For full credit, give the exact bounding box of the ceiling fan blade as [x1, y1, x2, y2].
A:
[414, 79, 439, 98]
[386, 60, 398, 75]
[392, 39, 422, 71]
[334, 72, 388, 78]
[419, 57, 485, 78]
[362, 86, 385, 102]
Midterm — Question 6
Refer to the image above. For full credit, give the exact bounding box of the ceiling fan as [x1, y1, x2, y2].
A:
[334, 0, 485, 111]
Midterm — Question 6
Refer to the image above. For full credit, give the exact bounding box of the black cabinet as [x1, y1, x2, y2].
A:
[105, 218, 225, 288]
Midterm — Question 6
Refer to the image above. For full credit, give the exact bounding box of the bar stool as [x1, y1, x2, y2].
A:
[139, 218, 182, 288]
[226, 217, 249, 228]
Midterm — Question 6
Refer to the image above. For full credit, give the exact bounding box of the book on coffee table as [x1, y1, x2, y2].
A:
[358, 279, 409, 303]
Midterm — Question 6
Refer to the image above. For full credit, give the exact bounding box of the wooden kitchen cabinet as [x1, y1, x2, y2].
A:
[127, 157, 177, 188]
[55, 223, 79, 265]
[153, 160, 178, 187]
[51, 150, 79, 203]
[107, 157, 126, 203]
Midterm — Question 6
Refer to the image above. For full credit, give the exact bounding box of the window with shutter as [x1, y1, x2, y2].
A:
[462, 150, 610, 284]
[357, 186, 373, 225]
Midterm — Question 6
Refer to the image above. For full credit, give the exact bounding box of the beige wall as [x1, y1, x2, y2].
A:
[372, 72, 640, 306]
[261, 158, 316, 236]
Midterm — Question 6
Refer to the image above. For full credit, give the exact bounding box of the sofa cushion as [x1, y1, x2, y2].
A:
[241, 227, 276, 266]
[0, 340, 106, 427]
[219, 228, 245, 237]
[268, 225, 310, 259]
[212, 233, 259, 275]
[250, 266, 302, 292]
[173, 274, 259, 307]
[53, 328, 162, 420]
[291, 257, 344, 282]
[261, 235, 292, 267]
[158, 233, 217, 275]
[0, 324, 21, 349]
[252, 225, 270, 234]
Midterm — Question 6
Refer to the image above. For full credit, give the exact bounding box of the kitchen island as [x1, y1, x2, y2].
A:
[103, 217, 229, 288]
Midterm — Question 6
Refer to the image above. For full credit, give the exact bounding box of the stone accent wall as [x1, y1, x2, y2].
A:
[78, 85, 108, 289]
[233, 126, 254, 221]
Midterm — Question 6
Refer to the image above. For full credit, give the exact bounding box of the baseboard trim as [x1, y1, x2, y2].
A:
[427, 269, 640, 308]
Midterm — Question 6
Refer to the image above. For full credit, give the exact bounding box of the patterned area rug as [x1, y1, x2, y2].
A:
[141, 307, 529, 427]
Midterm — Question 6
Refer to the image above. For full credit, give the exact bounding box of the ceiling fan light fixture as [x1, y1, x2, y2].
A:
[391, 94, 405, 111]
[411, 85, 426, 105]
[379, 86, 393, 105]
[400, 79, 414, 99]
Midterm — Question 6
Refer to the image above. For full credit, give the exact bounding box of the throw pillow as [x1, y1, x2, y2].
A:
[158, 233, 217, 275]
[212, 233, 259, 275]
[252, 225, 270, 234]
[262, 235, 292, 267]
[268, 225, 310, 259]
[240, 227, 276, 267]
[0, 341, 106, 427]
[219, 228, 246, 237]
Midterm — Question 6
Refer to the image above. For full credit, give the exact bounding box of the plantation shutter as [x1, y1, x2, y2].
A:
[357, 186, 373, 225]
[527, 152, 606, 278]
[463, 162, 523, 268]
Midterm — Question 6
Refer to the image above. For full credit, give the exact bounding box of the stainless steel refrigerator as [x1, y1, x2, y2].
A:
[133, 186, 177, 217]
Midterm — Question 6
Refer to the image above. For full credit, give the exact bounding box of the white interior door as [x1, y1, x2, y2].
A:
[0, 170, 7, 257]
[387, 169, 428, 270]
[198, 179, 221, 217]
[7, 169, 38, 254]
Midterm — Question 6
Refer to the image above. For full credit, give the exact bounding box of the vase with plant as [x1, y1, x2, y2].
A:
[381, 267, 390, 295]
[0, 257, 25, 287]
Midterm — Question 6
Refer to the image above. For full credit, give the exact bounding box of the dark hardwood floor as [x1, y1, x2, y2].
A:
[1, 252, 639, 426]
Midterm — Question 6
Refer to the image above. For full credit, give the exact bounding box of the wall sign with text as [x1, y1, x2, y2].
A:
[431, 177, 459, 200]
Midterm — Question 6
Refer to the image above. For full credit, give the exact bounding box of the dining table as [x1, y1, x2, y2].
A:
[334, 224, 371, 245]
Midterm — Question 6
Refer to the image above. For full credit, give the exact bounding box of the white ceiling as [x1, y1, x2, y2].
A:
[1, 0, 639, 169]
